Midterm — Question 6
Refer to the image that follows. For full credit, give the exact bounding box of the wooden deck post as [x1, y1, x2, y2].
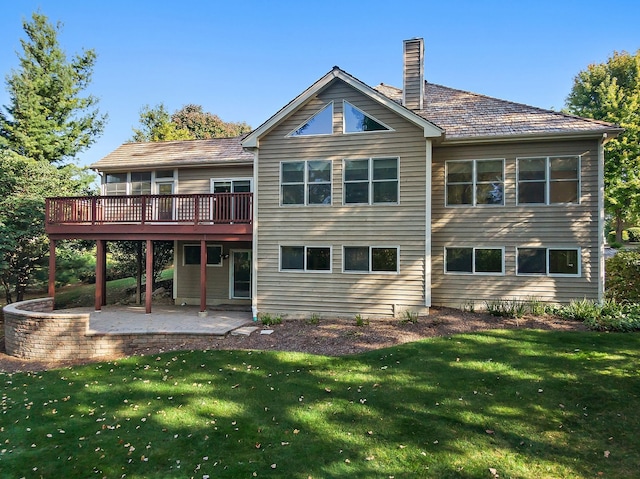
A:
[101, 241, 107, 306]
[48, 239, 56, 301]
[145, 240, 153, 314]
[200, 239, 207, 313]
[95, 240, 105, 311]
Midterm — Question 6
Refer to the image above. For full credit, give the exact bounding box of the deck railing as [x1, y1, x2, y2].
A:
[46, 193, 253, 225]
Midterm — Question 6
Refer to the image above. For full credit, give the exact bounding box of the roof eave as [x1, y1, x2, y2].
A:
[241, 68, 443, 148]
[91, 158, 254, 172]
[440, 128, 623, 146]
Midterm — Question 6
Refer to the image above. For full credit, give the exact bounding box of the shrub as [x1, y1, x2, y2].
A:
[354, 314, 369, 327]
[307, 313, 320, 325]
[557, 298, 601, 322]
[583, 301, 640, 332]
[401, 310, 419, 323]
[485, 298, 526, 318]
[627, 227, 640, 243]
[259, 312, 282, 326]
[606, 248, 640, 303]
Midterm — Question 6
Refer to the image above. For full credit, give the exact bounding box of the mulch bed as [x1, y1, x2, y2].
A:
[0, 307, 587, 374]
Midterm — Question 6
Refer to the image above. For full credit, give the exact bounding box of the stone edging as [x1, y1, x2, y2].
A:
[2, 298, 220, 361]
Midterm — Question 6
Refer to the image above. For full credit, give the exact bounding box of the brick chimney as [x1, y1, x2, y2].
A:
[403, 38, 424, 110]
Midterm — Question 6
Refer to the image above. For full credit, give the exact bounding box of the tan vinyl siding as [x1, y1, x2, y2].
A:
[256, 80, 428, 318]
[431, 139, 600, 308]
[175, 240, 252, 305]
[177, 165, 253, 194]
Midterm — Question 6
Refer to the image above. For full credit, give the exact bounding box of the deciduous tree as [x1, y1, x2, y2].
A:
[565, 50, 640, 242]
[171, 104, 251, 139]
[131, 104, 192, 142]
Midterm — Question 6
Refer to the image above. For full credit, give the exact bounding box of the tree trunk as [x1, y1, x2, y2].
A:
[616, 210, 625, 243]
[2, 278, 12, 304]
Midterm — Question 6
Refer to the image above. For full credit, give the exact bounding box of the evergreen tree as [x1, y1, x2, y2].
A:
[0, 12, 106, 164]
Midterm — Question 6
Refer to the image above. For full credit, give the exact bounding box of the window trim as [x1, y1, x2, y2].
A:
[516, 155, 581, 206]
[516, 247, 581, 277]
[342, 157, 400, 205]
[279, 245, 333, 273]
[445, 159, 505, 207]
[342, 246, 400, 274]
[182, 244, 223, 267]
[279, 160, 332, 206]
[342, 100, 394, 134]
[444, 246, 505, 275]
[286, 101, 334, 138]
[102, 170, 178, 196]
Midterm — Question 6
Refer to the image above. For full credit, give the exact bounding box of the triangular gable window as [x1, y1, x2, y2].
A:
[343, 101, 392, 133]
[288, 102, 333, 137]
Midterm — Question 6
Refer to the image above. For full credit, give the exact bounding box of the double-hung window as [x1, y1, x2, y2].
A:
[343, 246, 399, 273]
[344, 157, 399, 204]
[446, 159, 504, 206]
[280, 246, 331, 272]
[445, 247, 504, 274]
[183, 244, 223, 266]
[517, 247, 580, 276]
[281, 160, 332, 205]
[517, 156, 580, 204]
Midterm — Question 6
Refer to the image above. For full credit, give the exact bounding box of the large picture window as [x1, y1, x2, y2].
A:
[445, 159, 504, 206]
[445, 247, 504, 274]
[280, 246, 331, 272]
[343, 246, 399, 273]
[517, 156, 580, 204]
[281, 160, 332, 205]
[344, 158, 399, 204]
[517, 247, 580, 276]
[183, 244, 223, 266]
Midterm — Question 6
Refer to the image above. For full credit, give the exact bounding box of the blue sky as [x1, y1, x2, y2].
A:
[1, 0, 639, 167]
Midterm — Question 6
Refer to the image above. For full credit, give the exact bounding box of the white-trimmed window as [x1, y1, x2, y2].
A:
[104, 173, 128, 196]
[280, 246, 331, 272]
[517, 156, 580, 205]
[343, 101, 392, 133]
[343, 157, 399, 204]
[280, 160, 332, 205]
[287, 102, 333, 137]
[516, 247, 580, 276]
[183, 244, 223, 266]
[445, 247, 504, 274]
[102, 170, 176, 196]
[343, 246, 399, 273]
[445, 159, 504, 206]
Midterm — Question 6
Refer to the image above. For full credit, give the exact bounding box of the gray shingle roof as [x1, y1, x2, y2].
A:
[374, 82, 619, 140]
[90, 137, 253, 171]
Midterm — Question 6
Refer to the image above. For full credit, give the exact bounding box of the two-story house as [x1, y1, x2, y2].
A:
[46, 38, 621, 319]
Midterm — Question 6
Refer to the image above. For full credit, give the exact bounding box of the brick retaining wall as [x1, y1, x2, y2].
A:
[3, 298, 220, 361]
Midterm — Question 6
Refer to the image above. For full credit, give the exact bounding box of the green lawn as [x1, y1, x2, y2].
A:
[1, 330, 639, 478]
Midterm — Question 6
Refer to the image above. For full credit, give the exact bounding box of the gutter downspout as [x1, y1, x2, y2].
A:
[598, 134, 607, 302]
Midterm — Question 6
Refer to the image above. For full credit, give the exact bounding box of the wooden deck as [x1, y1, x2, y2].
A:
[45, 193, 253, 240]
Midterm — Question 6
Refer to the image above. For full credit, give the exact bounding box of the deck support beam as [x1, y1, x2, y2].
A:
[145, 240, 153, 314]
[95, 240, 106, 311]
[48, 239, 56, 302]
[200, 239, 207, 313]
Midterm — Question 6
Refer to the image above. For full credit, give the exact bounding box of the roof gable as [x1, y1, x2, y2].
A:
[241, 67, 443, 148]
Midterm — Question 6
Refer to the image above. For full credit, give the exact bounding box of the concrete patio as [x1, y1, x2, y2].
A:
[58, 305, 254, 335]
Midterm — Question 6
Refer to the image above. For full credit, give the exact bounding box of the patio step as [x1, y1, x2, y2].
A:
[231, 326, 260, 336]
